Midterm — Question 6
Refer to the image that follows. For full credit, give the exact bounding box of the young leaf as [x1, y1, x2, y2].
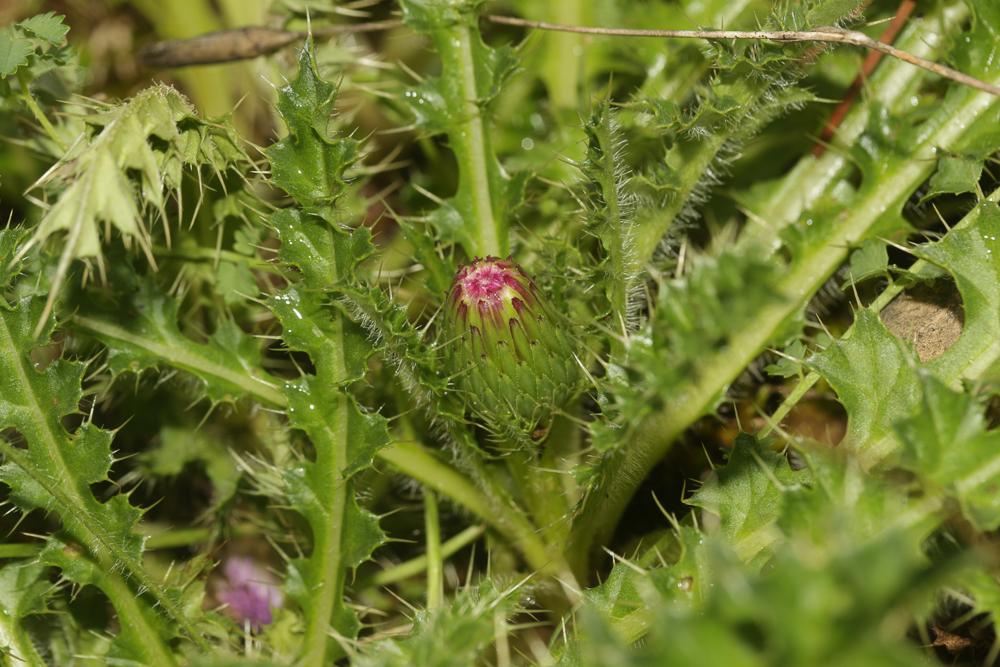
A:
[809, 309, 920, 457]
[687, 434, 805, 564]
[895, 373, 1000, 531]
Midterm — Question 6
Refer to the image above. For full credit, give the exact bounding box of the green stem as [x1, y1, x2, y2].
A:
[299, 322, 350, 667]
[0, 610, 47, 667]
[17, 70, 64, 150]
[420, 6, 507, 257]
[97, 567, 178, 667]
[369, 525, 484, 587]
[570, 77, 1000, 571]
[423, 490, 443, 611]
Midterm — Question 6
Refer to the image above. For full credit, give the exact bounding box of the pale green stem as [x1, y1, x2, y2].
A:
[570, 78, 1000, 570]
[423, 490, 443, 611]
[541, 0, 583, 110]
[96, 566, 179, 667]
[0, 610, 47, 667]
[370, 525, 484, 587]
[299, 319, 350, 667]
[17, 70, 64, 150]
[430, 15, 507, 257]
[738, 0, 969, 251]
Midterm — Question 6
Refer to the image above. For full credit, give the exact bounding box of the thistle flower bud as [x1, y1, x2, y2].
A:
[445, 257, 580, 440]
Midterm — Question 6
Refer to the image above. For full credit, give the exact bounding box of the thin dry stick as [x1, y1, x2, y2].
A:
[487, 15, 1000, 98]
[136, 13, 1000, 99]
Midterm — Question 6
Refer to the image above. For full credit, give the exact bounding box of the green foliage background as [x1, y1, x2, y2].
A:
[2, 0, 1000, 665]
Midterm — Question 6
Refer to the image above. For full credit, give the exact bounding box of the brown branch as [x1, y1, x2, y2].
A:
[138, 19, 403, 68]
[814, 0, 915, 156]
[135, 13, 1000, 99]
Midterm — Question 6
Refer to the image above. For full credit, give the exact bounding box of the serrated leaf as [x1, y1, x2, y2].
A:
[355, 583, 510, 667]
[0, 298, 203, 649]
[895, 373, 1000, 531]
[265, 47, 357, 209]
[17, 13, 69, 45]
[0, 31, 33, 78]
[809, 309, 921, 455]
[265, 43, 388, 664]
[927, 155, 983, 197]
[687, 435, 804, 563]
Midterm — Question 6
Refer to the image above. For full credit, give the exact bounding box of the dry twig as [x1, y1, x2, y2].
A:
[137, 13, 1000, 99]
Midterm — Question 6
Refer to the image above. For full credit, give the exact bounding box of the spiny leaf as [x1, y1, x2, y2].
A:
[895, 373, 1000, 531]
[354, 583, 512, 667]
[71, 279, 284, 407]
[0, 298, 203, 649]
[265, 44, 388, 663]
[589, 250, 782, 453]
[809, 309, 921, 456]
[687, 434, 805, 564]
[265, 47, 358, 210]
[16, 85, 248, 335]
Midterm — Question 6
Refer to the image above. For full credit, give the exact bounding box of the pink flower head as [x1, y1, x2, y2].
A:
[216, 556, 284, 629]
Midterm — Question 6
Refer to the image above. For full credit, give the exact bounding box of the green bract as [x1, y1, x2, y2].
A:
[445, 257, 580, 441]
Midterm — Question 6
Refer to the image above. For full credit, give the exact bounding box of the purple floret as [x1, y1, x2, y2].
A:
[216, 556, 284, 629]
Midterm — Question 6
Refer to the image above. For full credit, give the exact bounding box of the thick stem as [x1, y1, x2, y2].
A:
[424, 9, 508, 257]
[299, 319, 350, 667]
[569, 79, 1000, 572]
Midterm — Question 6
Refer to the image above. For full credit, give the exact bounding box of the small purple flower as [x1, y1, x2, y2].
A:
[215, 556, 283, 629]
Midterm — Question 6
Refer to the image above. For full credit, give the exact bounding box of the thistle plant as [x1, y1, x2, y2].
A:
[444, 256, 580, 442]
[3, 1, 1000, 665]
